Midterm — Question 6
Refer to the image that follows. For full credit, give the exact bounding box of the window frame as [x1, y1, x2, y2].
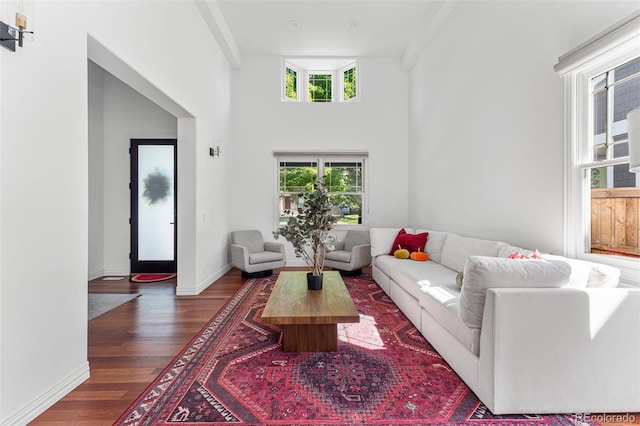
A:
[556, 13, 640, 286]
[274, 152, 368, 228]
[283, 64, 300, 102]
[340, 63, 359, 102]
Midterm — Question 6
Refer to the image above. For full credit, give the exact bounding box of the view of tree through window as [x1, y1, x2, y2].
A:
[589, 55, 640, 258]
[285, 67, 297, 101]
[308, 73, 332, 102]
[343, 66, 357, 101]
[278, 159, 364, 225]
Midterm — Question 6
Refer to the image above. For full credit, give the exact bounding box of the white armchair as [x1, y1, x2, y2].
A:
[230, 230, 286, 278]
[324, 230, 371, 276]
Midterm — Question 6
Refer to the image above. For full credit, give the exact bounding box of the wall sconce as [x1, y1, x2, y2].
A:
[629, 107, 640, 173]
[0, 0, 34, 52]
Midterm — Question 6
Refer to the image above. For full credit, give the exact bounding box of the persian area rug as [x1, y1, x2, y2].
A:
[88, 293, 139, 320]
[130, 273, 177, 283]
[116, 275, 592, 425]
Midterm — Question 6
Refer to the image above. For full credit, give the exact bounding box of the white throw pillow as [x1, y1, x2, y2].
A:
[542, 253, 620, 288]
[459, 256, 572, 329]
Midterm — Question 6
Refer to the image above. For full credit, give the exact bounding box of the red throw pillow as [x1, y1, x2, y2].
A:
[389, 229, 429, 254]
[389, 229, 407, 255]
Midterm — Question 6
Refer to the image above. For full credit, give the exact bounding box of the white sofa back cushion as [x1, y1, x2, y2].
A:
[370, 228, 414, 257]
[543, 254, 620, 288]
[416, 229, 448, 263]
[441, 234, 508, 272]
[459, 256, 573, 329]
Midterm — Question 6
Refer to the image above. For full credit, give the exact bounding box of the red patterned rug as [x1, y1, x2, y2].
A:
[116, 275, 593, 425]
[129, 273, 176, 283]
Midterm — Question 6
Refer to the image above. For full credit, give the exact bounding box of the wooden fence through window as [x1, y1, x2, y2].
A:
[591, 188, 640, 258]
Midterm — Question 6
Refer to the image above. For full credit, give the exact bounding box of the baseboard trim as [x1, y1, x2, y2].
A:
[88, 269, 104, 281]
[176, 263, 233, 296]
[1, 361, 90, 425]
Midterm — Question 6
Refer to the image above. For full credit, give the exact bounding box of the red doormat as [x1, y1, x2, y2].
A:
[116, 275, 592, 425]
[129, 273, 176, 283]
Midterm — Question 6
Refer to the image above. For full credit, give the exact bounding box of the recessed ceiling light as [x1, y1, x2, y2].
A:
[348, 20, 360, 30]
[288, 20, 299, 29]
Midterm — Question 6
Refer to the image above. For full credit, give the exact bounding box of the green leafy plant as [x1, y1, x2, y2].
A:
[273, 180, 337, 276]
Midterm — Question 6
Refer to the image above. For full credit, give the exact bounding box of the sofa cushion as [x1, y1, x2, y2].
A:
[370, 228, 414, 257]
[419, 285, 481, 355]
[497, 245, 538, 258]
[416, 229, 448, 263]
[441, 233, 508, 272]
[459, 256, 573, 329]
[373, 256, 456, 300]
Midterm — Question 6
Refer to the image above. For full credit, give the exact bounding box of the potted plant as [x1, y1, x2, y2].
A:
[273, 180, 337, 290]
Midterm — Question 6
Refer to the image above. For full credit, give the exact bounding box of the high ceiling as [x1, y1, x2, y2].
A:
[216, 0, 446, 57]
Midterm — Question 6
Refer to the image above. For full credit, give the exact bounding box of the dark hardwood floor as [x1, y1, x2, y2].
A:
[31, 268, 251, 425]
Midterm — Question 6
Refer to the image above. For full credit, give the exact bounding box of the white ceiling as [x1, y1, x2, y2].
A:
[216, 0, 445, 57]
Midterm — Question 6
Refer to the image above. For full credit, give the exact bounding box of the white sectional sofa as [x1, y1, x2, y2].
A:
[370, 227, 640, 415]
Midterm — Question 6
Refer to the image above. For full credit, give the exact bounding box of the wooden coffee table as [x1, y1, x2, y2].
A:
[261, 271, 360, 352]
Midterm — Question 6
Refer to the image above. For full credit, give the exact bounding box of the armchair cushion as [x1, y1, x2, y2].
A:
[231, 230, 264, 253]
[250, 251, 284, 264]
[325, 250, 352, 263]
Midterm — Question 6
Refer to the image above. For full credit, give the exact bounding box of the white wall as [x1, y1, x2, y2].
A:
[88, 63, 178, 279]
[88, 61, 105, 280]
[230, 56, 408, 262]
[407, 1, 640, 253]
[0, 1, 233, 423]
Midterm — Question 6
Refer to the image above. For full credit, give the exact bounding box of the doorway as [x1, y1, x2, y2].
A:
[130, 139, 177, 273]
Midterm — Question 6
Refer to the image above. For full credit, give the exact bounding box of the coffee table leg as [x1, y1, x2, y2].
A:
[282, 324, 338, 352]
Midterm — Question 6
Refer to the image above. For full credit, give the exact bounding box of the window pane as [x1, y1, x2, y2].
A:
[285, 67, 297, 100]
[308, 74, 332, 102]
[279, 162, 317, 192]
[325, 161, 363, 193]
[343, 66, 357, 101]
[279, 162, 317, 223]
[590, 165, 640, 258]
[613, 56, 640, 83]
[329, 194, 362, 225]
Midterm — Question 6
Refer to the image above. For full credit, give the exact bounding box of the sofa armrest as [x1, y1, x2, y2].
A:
[264, 241, 285, 255]
[230, 244, 249, 269]
[479, 287, 640, 414]
[350, 244, 372, 268]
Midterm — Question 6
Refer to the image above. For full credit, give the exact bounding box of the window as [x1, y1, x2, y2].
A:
[342, 65, 357, 101]
[284, 66, 298, 101]
[276, 154, 366, 225]
[308, 73, 332, 102]
[282, 59, 359, 103]
[555, 13, 640, 284]
[588, 57, 640, 258]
